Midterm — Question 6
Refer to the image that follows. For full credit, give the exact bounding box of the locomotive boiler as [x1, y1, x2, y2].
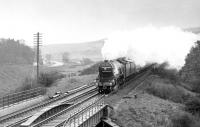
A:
[97, 57, 139, 93]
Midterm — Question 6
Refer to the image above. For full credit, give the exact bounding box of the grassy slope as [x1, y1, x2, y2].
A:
[46, 74, 97, 96]
[145, 76, 196, 103]
[105, 75, 199, 127]
[0, 40, 104, 97]
[0, 49, 101, 98]
[44, 63, 98, 96]
[0, 65, 35, 97]
[0, 63, 97, 97]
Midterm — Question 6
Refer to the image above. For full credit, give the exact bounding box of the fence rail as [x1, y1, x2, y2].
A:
[0, 87, 46, 108]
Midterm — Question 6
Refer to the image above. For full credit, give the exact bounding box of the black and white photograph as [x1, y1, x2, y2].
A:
[0, 0, 200, 127]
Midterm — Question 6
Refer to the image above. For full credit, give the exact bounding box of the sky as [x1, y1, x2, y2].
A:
[0, 0, 200, 46]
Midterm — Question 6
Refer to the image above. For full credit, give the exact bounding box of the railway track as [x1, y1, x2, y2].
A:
[60, 68, 153, 127]
[58, 67, 153, 127]
[108, 64, 154, 95]
[60, 67, 154, 127]
[0, 65, 154, 127]
[62, 95, 105, 127]
[127, 65, 153, 85]
[30, 92, 102, 127]
[0, 83, 97, 127]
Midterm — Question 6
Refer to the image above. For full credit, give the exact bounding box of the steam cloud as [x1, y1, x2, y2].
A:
[102, 26, 199, 69]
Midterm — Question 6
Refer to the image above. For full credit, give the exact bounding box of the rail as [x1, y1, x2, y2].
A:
[0, 87, 46, 109]
[0, 83, 96, 126]
[31, 93, 100, 127]
[62, 66, 154, 127]
[62, 95, 106, 127]
[60, 66, 153, 127]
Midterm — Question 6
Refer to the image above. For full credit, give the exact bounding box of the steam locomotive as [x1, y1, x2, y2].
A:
[97, 57, 140, 94]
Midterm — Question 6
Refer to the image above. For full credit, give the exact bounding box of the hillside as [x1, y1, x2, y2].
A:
[105, 75, 199, 127]
[0, 38, 104, 97]
[0, 65, 35, 97]
[0, 39, 34, 64]
[42, 39, 104, 62]
[0, 39, 37, 97]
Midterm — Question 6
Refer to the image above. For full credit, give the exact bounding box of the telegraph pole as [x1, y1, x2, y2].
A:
[34, 32, 42, 84]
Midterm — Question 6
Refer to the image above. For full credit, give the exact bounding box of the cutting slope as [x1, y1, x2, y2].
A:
[0, 65, 34, 97]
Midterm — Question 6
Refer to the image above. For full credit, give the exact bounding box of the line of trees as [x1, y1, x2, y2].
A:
[62, 52, 70, 63]
[181, 41, 200, 82]
[180, 40, 200, 92]
[0, 38, 35, 64]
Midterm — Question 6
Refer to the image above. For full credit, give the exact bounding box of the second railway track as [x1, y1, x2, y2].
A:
[30, 92, 102, 127]
[108, 65, 154, 95]
[0, 83, 97, 127]
[0, 65, 154, 127]
[32, 67, 153, 127]
[60, 67, 153, 127]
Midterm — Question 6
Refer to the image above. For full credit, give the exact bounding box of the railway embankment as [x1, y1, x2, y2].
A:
[0, 95, 47, 117]
[105, 74, 200, 127]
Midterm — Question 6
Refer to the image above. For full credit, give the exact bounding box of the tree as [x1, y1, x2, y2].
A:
[0, 38, 34, 64]
[62, 52, 70, 63]
[45, 54, 52, 64]
[180, 41, 200, 82]
[81, 58, 93, 65]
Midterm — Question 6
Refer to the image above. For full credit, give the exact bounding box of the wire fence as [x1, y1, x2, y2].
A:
[0, 87, 46, 108]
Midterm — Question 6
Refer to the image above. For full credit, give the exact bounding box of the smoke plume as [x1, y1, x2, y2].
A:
[102, 26, 199, 69]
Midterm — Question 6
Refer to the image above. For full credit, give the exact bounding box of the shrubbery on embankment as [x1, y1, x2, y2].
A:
[145, 62, 200, 127]
[15, 71, 65, 92]
[79, 61, 102, 75]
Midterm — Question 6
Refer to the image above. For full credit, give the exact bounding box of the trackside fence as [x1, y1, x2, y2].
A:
[0, 87, 46, 108]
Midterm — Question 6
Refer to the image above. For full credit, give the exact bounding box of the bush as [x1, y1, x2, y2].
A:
[62, 52, 70, 63]
[15, 77, 38, 92]
[39, 71, 65, 87]
[81, 58, 94, 65]
[14, 71, 65, 94]
[191, 121, 200, 127]
[185, 97, 200, 115]
[189, 79, 200, 93]
[68, 78, 78, 83]
[171, 112, 194, 127]
[180, 41, 200, 83]
[146, 83, 188, 103]
[152, 62, 180, 85]
[79, 61, 102, 75]
[0, 38, 35, 64]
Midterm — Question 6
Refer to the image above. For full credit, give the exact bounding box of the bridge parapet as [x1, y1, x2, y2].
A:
[63, 97, 107, 127]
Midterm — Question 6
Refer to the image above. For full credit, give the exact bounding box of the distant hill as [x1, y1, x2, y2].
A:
[42, 39, 105, 62]
[184, 27, 200, 34]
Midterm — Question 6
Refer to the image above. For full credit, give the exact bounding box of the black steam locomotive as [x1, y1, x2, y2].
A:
[97, 57, 140, 93]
